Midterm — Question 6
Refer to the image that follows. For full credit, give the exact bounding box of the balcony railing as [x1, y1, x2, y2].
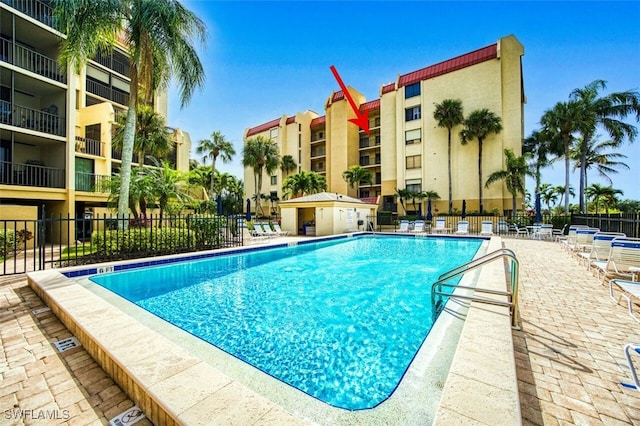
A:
[311, 149, 325, 158]
[92, 51, 131, 77]
[75, 172, 111, 193]
[75, 136, 104, 157]
[86, 79, 130, 106]
[0, 37, 66, 83]
[0, 101, 65, 136]
[0, 161, 65, 189]
[1, 0, 56, 29]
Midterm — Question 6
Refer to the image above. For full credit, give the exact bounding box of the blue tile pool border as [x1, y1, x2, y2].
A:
[61, 232, 489, 279]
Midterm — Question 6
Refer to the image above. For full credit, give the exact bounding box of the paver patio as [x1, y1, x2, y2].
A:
[1, 236, 639, 425]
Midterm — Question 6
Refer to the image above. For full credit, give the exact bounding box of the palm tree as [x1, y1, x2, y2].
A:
[280, 155, 297, 177]
[395, 188, 411, 215]
[433, 99, 464, 213]
[569, 80, 640, 212]
[571, 136, 629, 213]
[113, 106, 173, 167]
[342, 165, 373, 198]
[485, 149, 528, 219]
[147, 159, 191, 225]
[196, 131, 236, 199]
[540, 101, 581, 214]
[552, 184, 575, 209]
[106, 167, 154, 219]
[460, 109, 503, 213]
[538, 183, 558, 212]
[55, 0, 206, 222]
[282, 170, 327, 198]
[523, 129, 554, 196]
[242, 136, 280, 216]
[585, 183, 623, 214]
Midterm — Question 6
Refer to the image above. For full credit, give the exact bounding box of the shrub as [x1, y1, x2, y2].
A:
[0, 230, 16, 257]
[92, 227, 195, 256]
[187, 214, 226, 247]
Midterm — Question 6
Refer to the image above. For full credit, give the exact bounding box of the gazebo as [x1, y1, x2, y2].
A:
[278, 192, 378, 236]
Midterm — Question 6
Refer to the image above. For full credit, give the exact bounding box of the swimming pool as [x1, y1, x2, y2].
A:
[90, 235, 483, 410]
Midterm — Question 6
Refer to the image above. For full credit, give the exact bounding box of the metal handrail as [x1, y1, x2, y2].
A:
[431, 248, 520, 329]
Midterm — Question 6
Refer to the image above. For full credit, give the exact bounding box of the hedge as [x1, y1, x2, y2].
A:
[92, 227, 196, 256]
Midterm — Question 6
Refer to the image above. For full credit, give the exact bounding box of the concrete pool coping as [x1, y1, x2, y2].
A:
[26, 234, 520, 425]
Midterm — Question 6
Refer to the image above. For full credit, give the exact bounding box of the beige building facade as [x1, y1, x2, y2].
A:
[0, 2, 191, 224]
[244, 35, 525, 217]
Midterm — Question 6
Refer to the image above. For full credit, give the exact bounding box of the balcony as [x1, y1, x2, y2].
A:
[0, 160, 65, 189]
[92, 51, 131, 77]
[75, 136, 104, 157]
[310, 149, 325, 158]
[1, 0, 56, 29]
[0, 101, 65, 136]
[0, 36, 66, 83]
[86, 79, 130, 106]
[75, 172, 111, 193]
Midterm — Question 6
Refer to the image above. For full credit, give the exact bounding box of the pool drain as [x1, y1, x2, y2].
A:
[53, 337, 81, 352]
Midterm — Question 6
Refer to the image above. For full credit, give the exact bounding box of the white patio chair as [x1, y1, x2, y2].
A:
[455, 220, 469, 235]
[432, 218, 450, 233]
[480, 221, 494, 236]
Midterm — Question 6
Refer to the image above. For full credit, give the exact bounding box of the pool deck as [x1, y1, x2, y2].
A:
[1, 236, 639, 425]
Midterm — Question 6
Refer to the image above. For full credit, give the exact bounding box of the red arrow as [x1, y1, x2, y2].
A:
[329, 65, 370, 135]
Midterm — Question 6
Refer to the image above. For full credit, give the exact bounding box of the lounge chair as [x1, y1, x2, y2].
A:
[532, 224, 553, 240]
[251, 222, 269, 238]
[559, 225, 589, 248]
[242, 226, 266, 244]
[260, 222, 278, 238]
[432, 218, 450, 233]
[621, 343, 640, 390]
[568, 228, 600, 254]
[552, 224, 568, 241]
[480, 221, 494, 236]
[512, 224, 529, 238]
[609, 279, 640, 323]
[397, 220, 410, 232]
[272, 222, 290, 236]
[577, 233, 626, 268]
[591, 238, 640, 283]
[412, 220, 426, 233]
[497, 221, 509, 235]
[455, 220, 469, 235]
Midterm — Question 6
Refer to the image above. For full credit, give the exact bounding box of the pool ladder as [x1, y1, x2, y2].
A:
[431, 248, 520, 330]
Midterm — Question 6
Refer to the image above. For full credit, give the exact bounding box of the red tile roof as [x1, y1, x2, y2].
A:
[398, 43, 497, 88]
[246, 118, 280, 137]
[286, 116, 295, 124]
[381, 83, 396, 94]
[359, 99, 380, 112]
[310, 116, 326, 127]
[360, 197, 378, 204]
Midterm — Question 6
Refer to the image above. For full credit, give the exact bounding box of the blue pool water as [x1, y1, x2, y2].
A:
[90, 235, 483, 410]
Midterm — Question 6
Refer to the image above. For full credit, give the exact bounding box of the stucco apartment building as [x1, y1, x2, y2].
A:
[244, 35, 524, 217]
[0, 0, 191, 224]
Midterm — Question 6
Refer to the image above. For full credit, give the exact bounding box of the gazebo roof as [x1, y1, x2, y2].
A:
[279, 192, 373, 204]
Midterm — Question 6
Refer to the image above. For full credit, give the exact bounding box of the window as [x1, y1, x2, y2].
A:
[270, 175, 277, 185]
[270, 127, 279, 138]
[359, 155, 370, 166]
[405, 82, 421, 98]
[405, 179, 422, 193]
[360, 190, 370, 198]
[86, 124, 101, 141]
[298, 134, 301, 148]
[406, 155, 421, 169]
[405, 106, 421, 121]
[405, 128, 421, 145]
[359, 136, 369, 148]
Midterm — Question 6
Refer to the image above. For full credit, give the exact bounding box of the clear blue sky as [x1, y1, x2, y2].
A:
[168, 1, 640, 203]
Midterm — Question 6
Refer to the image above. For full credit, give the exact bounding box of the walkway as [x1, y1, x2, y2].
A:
[0, 237, 639, 424]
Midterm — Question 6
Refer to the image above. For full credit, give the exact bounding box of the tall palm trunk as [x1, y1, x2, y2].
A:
[478, 138, 483, 213]
[256, 165, 264, 216]
[578, 134, 591, 213]
[563, 138, 570, 214]
[210, 155, 217, 200]
[447, 129, 452, 214]
[117, 67, 139, 227]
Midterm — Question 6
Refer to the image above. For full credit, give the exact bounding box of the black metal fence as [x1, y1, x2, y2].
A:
[572, 213, 640, 238]
[1, 213, 245, 275]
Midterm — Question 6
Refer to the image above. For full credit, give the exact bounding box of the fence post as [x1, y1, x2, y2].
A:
[38, 204, 46, 270]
